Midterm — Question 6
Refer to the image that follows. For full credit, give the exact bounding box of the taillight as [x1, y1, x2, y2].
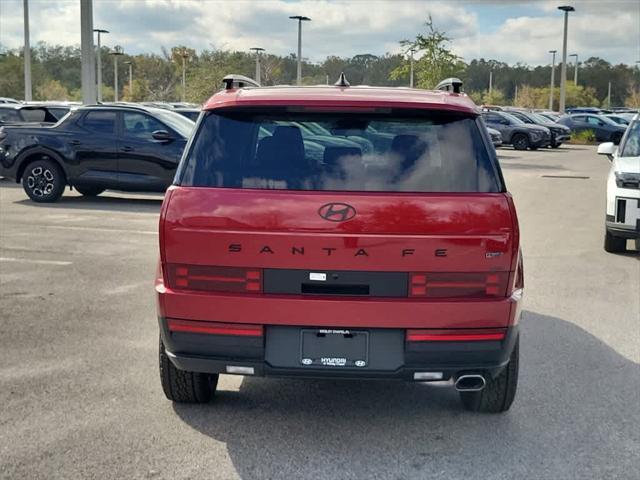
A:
[167, 319, 263, 336]
[409, 272, 508, 298]
[406, 328, 506, 342]
[166, 264, 262, 293]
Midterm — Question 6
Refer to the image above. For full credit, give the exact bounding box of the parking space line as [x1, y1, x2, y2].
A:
[43, 225, 157, 235]
[0, 257, 72, 266]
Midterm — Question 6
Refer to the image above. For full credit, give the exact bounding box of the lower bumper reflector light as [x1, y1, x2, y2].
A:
[226, 366, 255, 375]
[413, 372, 444, 381]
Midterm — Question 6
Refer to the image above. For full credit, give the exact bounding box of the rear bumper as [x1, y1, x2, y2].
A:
[606, 223, 640, 239]
[530, 137, 551, 148]
[551, 133, 571, 144]
[159, 318, 520, 381]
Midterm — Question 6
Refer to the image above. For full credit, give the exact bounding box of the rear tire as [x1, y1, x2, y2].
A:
[512, 134, 529, 151]
[21, 158, 65, 203]
[159, 336, 218, 403]
[551, 142, 562, 148]
[460, 337, 519, 413]
[604, 230, 626, 253]
[75, 185, 105, 197]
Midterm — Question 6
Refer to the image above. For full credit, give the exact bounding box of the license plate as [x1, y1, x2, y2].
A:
[300, 329, 369, 368]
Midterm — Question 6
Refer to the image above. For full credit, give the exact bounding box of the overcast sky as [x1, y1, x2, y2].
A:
[1, 0, 638, 65]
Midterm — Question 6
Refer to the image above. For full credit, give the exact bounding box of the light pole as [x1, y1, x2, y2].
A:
[250, 47, 265, 85]
[110, 47, 124, 102]
[124, 61, 133, 99]
[93, 29, 109, 102]
[607, 81, 612, 108]
[489, 70, 493, 95]
[558, 5, 575, 114]
[179, 50, 190, 103]
[570, 53, 578, 84]
[409, 48, 415, 88]
[23, 0, 32, 101]
[80, 0, 96, 104]
[549, 50, 557, 111]
[289, 15, 311, 85]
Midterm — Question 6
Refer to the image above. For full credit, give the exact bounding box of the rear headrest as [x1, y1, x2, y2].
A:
[391, 134, 428, 166]
[323, 146, 362, 167]
[273, 126, 304, 145]
[256, 125, 305, 171]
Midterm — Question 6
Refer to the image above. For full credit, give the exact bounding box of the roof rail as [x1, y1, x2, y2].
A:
[435, 77, 463, 94]
[222, 74, 260, 90]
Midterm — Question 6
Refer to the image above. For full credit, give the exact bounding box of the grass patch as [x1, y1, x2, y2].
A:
[569, 129, 597, 145]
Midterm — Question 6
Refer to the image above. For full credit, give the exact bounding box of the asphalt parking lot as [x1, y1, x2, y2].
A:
[1, 144, 638, 480]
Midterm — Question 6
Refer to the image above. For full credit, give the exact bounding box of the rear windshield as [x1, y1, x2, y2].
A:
[179, 109, 501, 193]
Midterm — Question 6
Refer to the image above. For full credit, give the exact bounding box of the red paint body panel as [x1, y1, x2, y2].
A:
[158, 187, 521, 329]
[162, 187, 514, 272]
[203, 86, 478, 114]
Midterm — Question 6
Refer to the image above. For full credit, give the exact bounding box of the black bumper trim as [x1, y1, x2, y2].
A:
[165, 351, 511, 381]
[160, 318, 519, 381]
[606, 222, 640, 239]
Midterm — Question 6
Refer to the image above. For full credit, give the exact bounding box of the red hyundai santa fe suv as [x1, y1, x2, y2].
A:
[156, 75, 523, 413]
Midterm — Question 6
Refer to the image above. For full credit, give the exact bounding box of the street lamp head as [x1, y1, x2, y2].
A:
[549, 50, 557, 54]
[109, 46, 124, 56]
[289, 15, 311, 21]
[558, 5, 575, 12]
[93, 28, 109, 34]
[250, 47, 265, 53]
[123, 61, 132, 65]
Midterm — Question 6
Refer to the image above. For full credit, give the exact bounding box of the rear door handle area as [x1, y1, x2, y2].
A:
[120, 146, 133, 152]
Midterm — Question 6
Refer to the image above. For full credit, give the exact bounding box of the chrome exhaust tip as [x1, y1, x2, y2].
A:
[455, 374, 486, 392]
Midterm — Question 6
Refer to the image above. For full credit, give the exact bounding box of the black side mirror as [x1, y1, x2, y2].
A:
[152, 130, 173, 142]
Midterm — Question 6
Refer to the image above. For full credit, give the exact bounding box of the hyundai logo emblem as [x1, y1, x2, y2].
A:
[318, 203, 356, 222]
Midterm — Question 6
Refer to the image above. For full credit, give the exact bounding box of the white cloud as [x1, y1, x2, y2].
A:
[0, 0, 638, 65]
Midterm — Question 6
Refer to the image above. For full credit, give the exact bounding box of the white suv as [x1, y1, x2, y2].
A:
[598, 114, 640, 253]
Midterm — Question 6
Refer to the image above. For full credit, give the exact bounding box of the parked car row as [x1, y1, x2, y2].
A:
[482, 109, 553, 150]
[480, 105, 635, 150]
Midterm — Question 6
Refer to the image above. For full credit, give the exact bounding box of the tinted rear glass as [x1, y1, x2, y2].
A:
[82, 111, 116, 134]
[179, 110, 500, 193]
[20, 108, 47, 122]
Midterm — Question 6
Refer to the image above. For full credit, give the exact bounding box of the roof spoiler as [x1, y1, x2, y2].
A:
[435, 77, 463, 94]
[222, 74, 260, 90]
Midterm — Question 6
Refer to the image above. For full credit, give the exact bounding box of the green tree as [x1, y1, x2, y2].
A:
[0, 50, 24, 99]
[390, 17, 464, 89]
[481, 88, 506, 106]
[35, 79, 71, 100]
[624, 87, 640, 108]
